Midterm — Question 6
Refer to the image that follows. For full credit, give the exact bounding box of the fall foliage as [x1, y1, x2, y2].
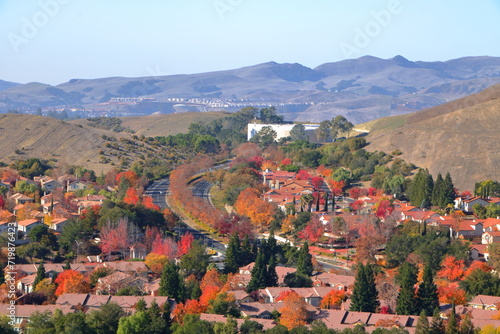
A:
[151, 235, 178, 259]
[320, 289, 347, 309]
[145, 253, 169, 275]
[298, 216, 324, 244]
[123, 187, 140, 205]
[279, 291, 308, 330]
[463, 260, 492, 277]
[177, 232, 194, 256]
[437, 255, 466, 281]
[234, 187, 276, 227]
[54, 270, 90, 296]
[437, 282, 467, 305]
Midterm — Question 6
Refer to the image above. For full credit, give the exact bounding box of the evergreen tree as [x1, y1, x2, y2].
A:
[441, 173, 455, 208]
[159, 261, 186, 302]
[241, 234, 255, 267]
[396, 262, 419, 315]
[445, 304, 459, 334]
[63, 260, 71, 270]
[224, 234, 241, 274]
[432, 173, 444, 207]
[266, 256, 279, 287]
[410, 169, 434, 209]
[247, 251, 267, 292]
[415, 310, 430, 334]
[296, 241, 313, 276]
[350, 263, 380, 312]
[324, 192, 329, 212]
[418, 263, 439, 316]
[430, 309, 445, 334]
[33, 261, 46, 290]
[459, 315, 477, 334]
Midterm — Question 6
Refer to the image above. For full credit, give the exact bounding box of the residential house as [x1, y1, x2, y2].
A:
[312, 273, 355, 290]
[0, 304, 73, 330]
[225, 290, 258, 304]
[239, 263, 296, 285]
[482, 231, 500, 244]
[66, 180, 89, 192]
[456, 196, 490, 213]
[468, 295, 500, 310]
[49, 218, 69, 233]
[17, 219, 43, 235]
[96, 271, 147, 295]
[10, 193, 35, 205]
[17, 274, 37, 294]
[200, 313, 277, 331]
[56, 293, 90, 309]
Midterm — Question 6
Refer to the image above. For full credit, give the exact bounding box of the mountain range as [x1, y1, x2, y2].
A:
[2, 56, 500, 124]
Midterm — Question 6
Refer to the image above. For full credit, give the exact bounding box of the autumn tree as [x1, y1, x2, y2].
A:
[320, 290, 346, 309]
[437, 256, 465, 281]
[234, 187, 276, 228]
[437, 282, 467, 305]
[178, 232, 194, 256]
[280, 291, 308, 330]
[145, 253, 169, 275]
[54, 270, 90, 296]
[298, 216, 324, 244]
[99, 219, 132, 258]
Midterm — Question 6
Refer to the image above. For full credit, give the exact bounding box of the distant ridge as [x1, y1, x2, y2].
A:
[2, 56, 500, 124]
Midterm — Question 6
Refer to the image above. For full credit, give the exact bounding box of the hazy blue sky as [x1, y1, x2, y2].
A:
[1, 0, 499, 85]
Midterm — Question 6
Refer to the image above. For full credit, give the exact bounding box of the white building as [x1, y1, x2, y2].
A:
[247, 123, 320, 141]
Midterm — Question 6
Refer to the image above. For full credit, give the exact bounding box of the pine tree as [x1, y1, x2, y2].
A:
[296, 242, 314, 276]
[410, 169, 434, 209]
[159, 261, 185, 302]
[415, 310, 430, 334]
[266, 256, 279, 287]
[324, 192, 329, 212]
[432, 173, 444, 207]
[350, 263, 379, 312]
[418, 263, 439, 316]
[33, 261, 46, 290]
[396, 262, 419, 315]
[224, 234, 241, 274]
[441, 173, 455, 208]
[430, 309, 445, 334]
[241, 235, 255, 267]
[247, 251, 267, 292]
[445, 304, 459, 334]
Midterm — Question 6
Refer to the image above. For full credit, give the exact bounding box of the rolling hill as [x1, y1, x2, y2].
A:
[365, 84, 500, 191]
[2, 56, 500, 124]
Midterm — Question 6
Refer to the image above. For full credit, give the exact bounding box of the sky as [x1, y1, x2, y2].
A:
[1, 0, 499, 85]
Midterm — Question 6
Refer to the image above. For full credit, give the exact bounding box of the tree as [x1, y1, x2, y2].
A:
[417, 263, 439, 316]
[415, 310, 430, 334]
[315, 120, 331, 142]
[320, 290, 347, 309]
[54, 269, 90, 296]
[331, 115, 354, 140]
[432, 173, 444, 208]
[117, 311, 150, 334]
[178, 232, 194, 256]
[266, 256, 279, 288]
[160, 261, 186, 302]
[279, 291, 308, 329]
[350, 263, 380, 313]
[224, 234, 241, 274]
[460, 269, 500, 296]
[145, 253, 169, 275]
[28, 225, 50, 243]
[180, 240, 210, 279]
[395, 262, 419, 315]
[240, 320, 264, 334]
[445, 304, 459, 334]
[437, 283, 467, 305]
[247, 251, 267, 292]
[437, 256, 465, 281]
[86, 302, 126, 334]
[298, 217, 323, 244]
[296, 242, 314, 276]
[33, 262, 46, 290]
[17, 242, 50, 263]
[430, 310, 445, 334]
[0, 315, 16, 334]
[290, 124, 308, 141]
[208, 292, 241, 318]
[410, 169, 434, 208]
[441, 173, 455, 208]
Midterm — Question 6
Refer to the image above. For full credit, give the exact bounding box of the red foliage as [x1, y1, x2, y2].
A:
[115, 171, 139, 185]
[349, 187, 362, 199]
[123, 187, 140, 205]
[200, 269, 224, 291]
[152, 235, 178, 259]
[0, 196, 4, 208]
[368, 188, 378, 196]
[296, 170, 311, 180]
[379, 306, 390, 314]
[177, 232, 194, 256]
[311, 177, 324, 190]
[281, 158, 292, 166]
[437, 282, 467, 305]
[320, 290, 346, 309]
[298, 216, 324, 244]
[144, 226, 161, 253]
[172, 299, 207, 323]
[460, 190, 472, 198]
[437, 255, 466, 281]
[142, 196, 160, 211]
[99, 220, 130, 256]
[464, 261, 492, 277]
[327, 180, 346, 194]
[350, 199, 364, 212]
[375, 199, 394, 219]
[276, 289, 295, 302]
[249, 156, 264, 169]
[199, 285, 221, 306]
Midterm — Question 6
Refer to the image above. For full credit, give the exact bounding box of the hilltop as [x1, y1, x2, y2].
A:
[2, 56, 500, 124]
[365, 84, 500, 190]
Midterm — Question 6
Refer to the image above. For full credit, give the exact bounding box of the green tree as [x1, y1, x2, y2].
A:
[296, 242, 313, 276]
[52, 310, 91, 334]
[445, 305, 459, 334]
[315, 120, 332, 142]
[171, 314, 214, 334]
[208, 293, 241, 318]
[283, 272, 313, 288]
[33, 262, 46, 290]
[441, 173, 455, 208]
[429, 310, 445, 334]
[410, 169, 434, 209]
[266, 256, 279, 287]
[86, 302, 126, 334]
[432, 173, 444, 208]
[0, 315, 16, 334]
[18, 242, 50, 263]
[213, 317, 238, 334]
[460, 269, 500, 296]
[290, 124, 308, 141]
[350, 263, 379, 312]
[417, 263, 439, 316]
[160, 261, 186, 302]
[180, 240, 210, 279]
[415, 310, 430, 334]
[28, 225, 49, 243]
[59, 220, 85, 251]
[239, 319, 264, 334]
[26, 310, 56, 333]
[117, 311, 150, 334]
[331, 115, 354, 140]
[247, 251, 267, 292]
[224, 234, 241, 274]
[396, 262, 419, 315]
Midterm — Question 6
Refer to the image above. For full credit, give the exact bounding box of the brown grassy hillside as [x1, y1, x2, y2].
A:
[0, 114, 136, 174]
[367, 84, 500, 191]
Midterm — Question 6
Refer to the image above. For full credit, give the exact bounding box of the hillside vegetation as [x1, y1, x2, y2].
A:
[366, 84, 500, 190]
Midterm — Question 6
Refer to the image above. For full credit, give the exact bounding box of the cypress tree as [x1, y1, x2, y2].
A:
[441, 173, 455, 208]
[33, 261, 46, 290]
[410, 169, 434, 209]
[445, 304, 459, 334]
[224, 234, 241, 274]
[247, 251, 267, 292]
[315, 193, 320, 212]
[396, 262, 419, 315]
[415, 310, 430, 334]
[350, 263, 379, 313]
[241, 234, 255, 267]
[266, 256, 279, 287]
[297, 241, 313, 276]
[432, 173, 444, 207]
[159, 261, 186, 302]
[324, 192, 329, 212]
[418, 263, 439, 316]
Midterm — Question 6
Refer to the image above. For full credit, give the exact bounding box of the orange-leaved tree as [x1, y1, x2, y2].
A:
[280, 291, 308, 330]
[145, 253, 168, 275]
[54, 270, 90, 296]
[437, 282, 467, 305]
[464, 260, 492, 277]
[437, 255, 466, 281]
[123, 187, 140, 205]
[172, 299, 206, 323]
[320, 289, 346, 309]
[200, 269, 224, 292]
[234, 187, 275, 228]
